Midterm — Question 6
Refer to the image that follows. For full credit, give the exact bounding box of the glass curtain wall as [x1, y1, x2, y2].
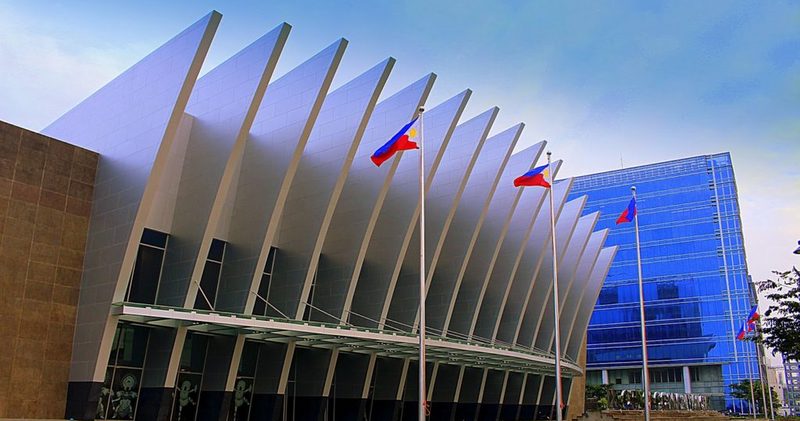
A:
[569, 153, 756, 410]
[170, 332, 209, 421]
[100, 323, 150, 420]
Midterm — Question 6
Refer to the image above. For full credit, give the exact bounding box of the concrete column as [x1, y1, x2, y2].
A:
[683, 366, 692, 394]
[601, 369, 609, 385]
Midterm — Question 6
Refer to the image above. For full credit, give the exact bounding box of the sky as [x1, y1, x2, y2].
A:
[1, 1, 798, 310]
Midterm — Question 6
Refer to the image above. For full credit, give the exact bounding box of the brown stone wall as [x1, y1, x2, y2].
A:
[0, 120, 97, 419]
[567, 333, 589, 421]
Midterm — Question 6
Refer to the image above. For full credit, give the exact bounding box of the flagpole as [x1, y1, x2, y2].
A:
[764, 345, 775, 420]
[546, 151, 564, 421]
[754, 322, 773, 420]
[632, 186, 651, 421]
[417, 106, 428, 421]
[745, 337, 757, 418]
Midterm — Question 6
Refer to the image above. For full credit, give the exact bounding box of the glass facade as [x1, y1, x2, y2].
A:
[171, 332, 208, 421]
[194, 238, 227, 310]
[126, 228, 169, 305]
[100, 323, 151, 420]
[568, 153, 759, 411]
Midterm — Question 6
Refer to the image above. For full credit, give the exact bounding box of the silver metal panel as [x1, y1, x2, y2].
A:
[507, 182, 575, 348]
[531, 195, 586, 351]
[566, 246, 618, 359]
[540, 255, 609, 412]
[339, 90, 469, 328]
[145, 27, 290, 387]
[324, 90, 471, 410]
[41, 12, 221, 382]
[496, 183, 572, 345]
[420, 140, 542, 408]
[400, 123, 521, 406]
[561, 229, 608, 353]
[513, 180, 574, 349]
[210, 39, 347, 314]
[557, 213, 600, 310]
[272, 59, 395, 403]
[267, 58, 394, 320]
[312, 75, 435, 322]
[470, 166, 550, 341]
[541, 210, 597, 352]
[382, 107, 499, 331]
[157, 23, 290, 307]
[441, 148, 550, 407]
[462, 166, 564, 341]
[426, 127, 530, 334]
[444, 153, 555, 341]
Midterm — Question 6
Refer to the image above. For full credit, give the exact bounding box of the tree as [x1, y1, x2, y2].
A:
[585, 384, 612, 410]
[729, 379, 780, 414]
[754, 268, 800, 360]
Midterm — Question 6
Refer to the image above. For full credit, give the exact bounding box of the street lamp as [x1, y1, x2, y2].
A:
[794, 240, 800, 255]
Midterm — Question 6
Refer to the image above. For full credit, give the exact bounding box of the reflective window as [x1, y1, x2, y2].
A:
[100, 323, 150, 420]
[253, 247, 278, 317]
[126, 228, 169, 304]
[171, 333, 209, 421]
[570, 153, 756, 410]
[230, 341, 259, 421]
[302, 268, 319, 321]
[650, 367, 683, 383]
[194, 239, 226, 310]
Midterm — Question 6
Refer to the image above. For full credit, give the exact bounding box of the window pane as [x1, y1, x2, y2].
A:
[114, 325, 149, 368]
[172, 373, 201, 421]
[264, 247, 277, 274]
[253, 273, 271, 316]
[208, 239, 225, 262]
[229, 377, 254, 420]
[128, 246, 164, 304]
[108, 368, 142, 419]
[98, 368, 114, 419]
[194, 261, 221, 310]
[238, 341, 259, 377]
[180, 333, 209, 373]
[141, 228, 168, 248]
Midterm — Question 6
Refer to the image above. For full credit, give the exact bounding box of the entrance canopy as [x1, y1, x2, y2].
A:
[113, 302, 581, 376]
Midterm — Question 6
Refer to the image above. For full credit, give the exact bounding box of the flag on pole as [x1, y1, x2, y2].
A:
[513, 164, 551, 188]
[616, 197, 637, 224]
[746, 305, 759, 323]
[736, 323, 747, 340]
[736, 316, 758, 340]
[370, 117, 419, 166]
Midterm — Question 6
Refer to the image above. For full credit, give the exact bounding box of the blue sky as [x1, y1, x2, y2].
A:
[1, 1, 798, 297]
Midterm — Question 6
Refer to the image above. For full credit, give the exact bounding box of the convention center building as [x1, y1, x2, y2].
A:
[0, 11, 615, 421]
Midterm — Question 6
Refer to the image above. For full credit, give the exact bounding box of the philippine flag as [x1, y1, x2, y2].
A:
[371, 117, 419, 167]
[616, 197, 637, 225]
[746, 305, 760, 323]
[736, 323, 747, 340]
[513, 164, 551, 188]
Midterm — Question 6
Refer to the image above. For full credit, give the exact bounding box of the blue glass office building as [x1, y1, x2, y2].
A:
[569, 153, 759, 411]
